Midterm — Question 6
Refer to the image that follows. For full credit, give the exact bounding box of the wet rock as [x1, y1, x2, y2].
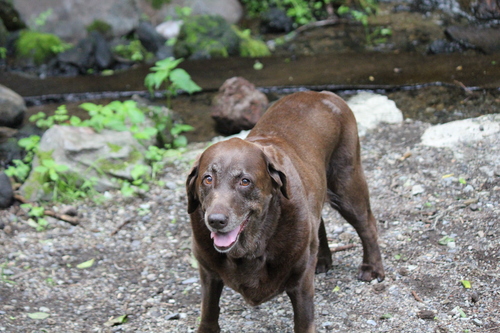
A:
[0, 17, 7, 46]
[347, 92, 404, 137]
[91, 31, 114, 69]
[0, 171, 13, 208]
[445, 26, 500, 54]
[56, 31, 113, 73]
[260, 7, 294, 34]
[0, 84, 26, 128]
[0, 0, 27, 31]
[19, 125, 149, 201]
[211, 77, 269, 135]
[136, 21, 171, 59]
[427, 39, 464, 54]
[471, 0, 500, 19]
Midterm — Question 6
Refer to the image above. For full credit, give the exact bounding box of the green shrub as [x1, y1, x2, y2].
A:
[16, 30, 71, 64]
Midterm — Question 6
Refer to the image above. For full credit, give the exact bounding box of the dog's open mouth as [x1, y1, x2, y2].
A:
[211, 219, 248, 252]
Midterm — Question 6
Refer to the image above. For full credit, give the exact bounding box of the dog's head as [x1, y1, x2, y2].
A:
[186, 138, 288, 257]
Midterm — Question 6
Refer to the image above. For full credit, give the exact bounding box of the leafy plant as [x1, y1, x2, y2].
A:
[33, 9, 54, 29]
[337, 0, 391, 45]
[144, 57, 202, 108]
[0, 47, 6, 59]
[241, 0, 331, 25]
[5, 135, 40, 183]
[146, 0, 172, 9]
[113, 40, 153, 62]
[20, 203, 49, 231]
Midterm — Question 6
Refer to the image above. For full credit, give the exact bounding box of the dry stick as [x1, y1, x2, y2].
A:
[13, 194, 29, 204]
[43, 210, 79, 226]
[110, 217, 133, 236]
[11, 268, 38, 280]
[411, 290, 423, 302]
[331, 244, 356, 252]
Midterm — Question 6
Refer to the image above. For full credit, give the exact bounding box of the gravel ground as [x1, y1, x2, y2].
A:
[1, 114, 500, 332]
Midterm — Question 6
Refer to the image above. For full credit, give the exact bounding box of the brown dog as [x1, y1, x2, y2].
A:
[186, 91, 384, 333]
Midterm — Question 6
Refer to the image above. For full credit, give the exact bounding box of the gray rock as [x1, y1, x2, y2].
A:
[0, 84, 26, 128]
[19, 125, 149, 201]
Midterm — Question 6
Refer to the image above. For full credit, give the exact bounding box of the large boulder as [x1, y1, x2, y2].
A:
[137, 0, 243, 25]
[12, 0, 242, 43]
[211, 77, 269, 135]
[19, 125, 149, 201]
[0, 84, 26, 128]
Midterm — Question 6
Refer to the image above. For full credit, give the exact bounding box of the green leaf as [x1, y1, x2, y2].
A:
[380, 313, 393, 319]
[104, 314, 128, 327]
[253, 60, 264, 70]
[27, 312, 50, 320]
[171, 124, 194, 136]
[332, 285, 340, 292]
[77, 258, 95, 269]
[438, 236, 455, 245]
[170, 68, 202, 94]
[173, 135, 188, 148]
[461, 280, 471, 289]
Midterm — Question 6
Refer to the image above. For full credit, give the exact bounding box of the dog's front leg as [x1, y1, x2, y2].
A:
[286, 267, 316, 333]
[197, 266, 224, 333]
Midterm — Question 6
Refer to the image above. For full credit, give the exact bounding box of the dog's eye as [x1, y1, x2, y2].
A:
[240, 178, 251, 187]
[203, 176, 213, 185]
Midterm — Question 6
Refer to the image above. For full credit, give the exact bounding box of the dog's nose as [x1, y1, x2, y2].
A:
[207, 213, 228, 230]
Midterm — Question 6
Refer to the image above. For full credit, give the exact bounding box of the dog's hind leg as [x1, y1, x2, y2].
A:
[327, 147, 385, 282]
[316, 217, 333, 273]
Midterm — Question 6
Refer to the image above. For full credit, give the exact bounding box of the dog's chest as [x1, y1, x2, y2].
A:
[221, 256, 287, 306]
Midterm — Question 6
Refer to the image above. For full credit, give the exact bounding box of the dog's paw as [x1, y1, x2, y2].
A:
[197, 323, 221, 333]
[315, 255, 333, 274]
[357, 263, 385, 282]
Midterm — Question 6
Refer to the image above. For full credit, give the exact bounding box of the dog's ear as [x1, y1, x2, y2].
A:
[261, 146, 289, 199]
[186, 158, 200, 214]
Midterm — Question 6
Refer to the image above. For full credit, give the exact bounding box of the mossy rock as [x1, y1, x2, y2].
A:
[174, 15, 239, 60]
[16, 30, 70, 65]
[86, 19, 113, 39]
[233, 27, 271, 57]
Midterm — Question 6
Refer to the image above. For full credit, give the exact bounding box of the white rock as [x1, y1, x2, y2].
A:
[421, 114, 500, 148]
[156, 20, 183, 39]
[347, 92, 404, 137]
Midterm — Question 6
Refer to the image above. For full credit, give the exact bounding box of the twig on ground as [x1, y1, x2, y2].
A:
[44, 210, 79, 226]
[111, 217, 133, 236]
[331, 244, 356, 252]
[412, 290, 423, 302]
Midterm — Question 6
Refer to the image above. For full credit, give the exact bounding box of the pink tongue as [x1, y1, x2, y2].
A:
[211, 226, 241, 248]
